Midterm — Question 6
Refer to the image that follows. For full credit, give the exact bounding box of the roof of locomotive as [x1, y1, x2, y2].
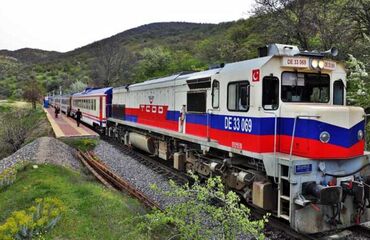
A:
[73, 87, 113, 97]
[114, 56, 273, 92]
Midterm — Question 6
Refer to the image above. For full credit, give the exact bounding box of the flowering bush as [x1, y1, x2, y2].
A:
[134, 174, 267, 240]
[0, 161, 26, 189]
[0, 197, 66, 239]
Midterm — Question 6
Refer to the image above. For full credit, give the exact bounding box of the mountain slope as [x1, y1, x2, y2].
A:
[0, 48, 61, 63]
[0, 20, 268, 97]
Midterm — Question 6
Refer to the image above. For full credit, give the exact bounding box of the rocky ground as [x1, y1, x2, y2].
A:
[94, 140, 291, 240]
[94, 140, 175, 208]
[0, 136, 81, 174]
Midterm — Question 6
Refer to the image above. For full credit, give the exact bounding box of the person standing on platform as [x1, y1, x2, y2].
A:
[55, 105, 60, 118]
[76, 109, 82, 127]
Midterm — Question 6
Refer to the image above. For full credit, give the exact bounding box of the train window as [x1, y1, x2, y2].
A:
[227, 81, 250, 112]
[212, 80, 220, 108]
[263, 77, 279, 110]
[333, 80, 344, 105]
[187, 77, 211, 89]
[187, 91, 206, 113]
[281, 72, 330, 103]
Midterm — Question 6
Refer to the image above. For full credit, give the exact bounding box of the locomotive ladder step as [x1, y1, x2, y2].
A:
[277, 162, 291, 221]
[280, 214, 290, 221]
[280, 195, 290, 201]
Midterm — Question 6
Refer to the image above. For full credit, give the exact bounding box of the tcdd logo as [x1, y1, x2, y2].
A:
[148, 95, 154, 104]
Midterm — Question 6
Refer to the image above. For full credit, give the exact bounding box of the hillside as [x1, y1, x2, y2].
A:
[0, 20, 267, 97]
[0, 0, 368, 100]
[0, 48, 61, 63]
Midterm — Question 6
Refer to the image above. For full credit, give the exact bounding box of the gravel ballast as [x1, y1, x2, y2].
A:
[94, 140, 174, 208]
[0, 137, 82, 174]
[94, 140, 287, 240]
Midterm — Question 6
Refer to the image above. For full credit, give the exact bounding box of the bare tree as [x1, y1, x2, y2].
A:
[0, 110, 30, 152]
[254, 0, 318, 50]
[93, 41, 127, 87]
[346, 0, 370, 37]
[23, 76, 42, 109]
[254, 0, 361, 52]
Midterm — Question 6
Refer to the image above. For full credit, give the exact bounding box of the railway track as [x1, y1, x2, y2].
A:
[77, 150, 162, 210]
[349, 224, 370, 239]
[101, 136, 190, 186]
[78, 134, 370, 240]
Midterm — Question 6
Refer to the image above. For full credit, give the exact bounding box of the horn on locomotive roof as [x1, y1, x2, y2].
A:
[258, 43, 339, 58]
[323, 47, 338, 57]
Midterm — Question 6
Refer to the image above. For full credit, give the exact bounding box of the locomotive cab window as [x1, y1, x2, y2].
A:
[187, 91, 206, 113]
[281, 72, 330, 103]
[263, 76, 279, 110]
[212, 80, 220, 108]
[333, 80, 344, 105]
[227, 81, 250, 111]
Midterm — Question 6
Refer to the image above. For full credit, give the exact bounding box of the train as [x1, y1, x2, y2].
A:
[48, 43, 370, 234]
[49, 88, 112, 128]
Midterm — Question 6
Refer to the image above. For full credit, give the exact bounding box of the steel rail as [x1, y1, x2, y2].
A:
[77, 150, 162, 210]
[101, 136, 189, 185]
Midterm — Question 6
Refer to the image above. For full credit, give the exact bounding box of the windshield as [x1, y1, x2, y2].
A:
[281, 72, 330, 103]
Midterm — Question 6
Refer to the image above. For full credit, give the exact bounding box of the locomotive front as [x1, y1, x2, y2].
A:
[261, 44, 370, 233]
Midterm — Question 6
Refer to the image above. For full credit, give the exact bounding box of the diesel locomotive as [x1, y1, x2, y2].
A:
[50, 44, 370, 233]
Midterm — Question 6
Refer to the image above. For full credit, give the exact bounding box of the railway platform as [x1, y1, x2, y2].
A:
[44, 107, 99, 138]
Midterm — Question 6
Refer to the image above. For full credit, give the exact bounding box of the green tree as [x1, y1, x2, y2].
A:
[136, 47, 172, 80]
[135, 175, 267, 240]
[346, 54, 370, 111]
[68, 80, 87, 94]
[23, 76, 43, 109]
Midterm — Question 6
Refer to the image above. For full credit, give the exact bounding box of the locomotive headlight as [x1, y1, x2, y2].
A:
[311, 59, 319, 68]
[320, 131, 330, 143]
[358, 130, 364, 140]
[318, 60, 325, 69]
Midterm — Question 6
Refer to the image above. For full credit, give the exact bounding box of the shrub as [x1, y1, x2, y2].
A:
[0, 161, 26, 189]
[0, 197, 66, 239]
[133, 174, 267, 240]
[62, 138, 98, 151]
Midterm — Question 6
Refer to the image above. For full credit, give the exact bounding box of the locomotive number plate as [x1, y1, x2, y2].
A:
[295, 164, 312, 174]
[224, 116, 253, 133]
[282, 57, 309, 68]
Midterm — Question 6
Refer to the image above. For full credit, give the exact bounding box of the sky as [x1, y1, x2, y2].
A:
[0, 0, 255, 52]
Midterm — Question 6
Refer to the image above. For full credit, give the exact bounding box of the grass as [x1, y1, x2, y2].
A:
[62, 137, 99, 151]
[0, 164, 160, 240]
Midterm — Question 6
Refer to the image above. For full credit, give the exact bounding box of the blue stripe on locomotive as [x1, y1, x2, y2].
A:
[123, 110, 364, 149]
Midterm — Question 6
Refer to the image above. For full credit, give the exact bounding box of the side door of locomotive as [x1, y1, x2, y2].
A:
[261, 75, 280, 152]
[185, 78, 211, 137]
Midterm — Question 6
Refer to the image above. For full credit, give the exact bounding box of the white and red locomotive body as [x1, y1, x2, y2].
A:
[107, 44, 370, 233]
[47, 44, 370, 234]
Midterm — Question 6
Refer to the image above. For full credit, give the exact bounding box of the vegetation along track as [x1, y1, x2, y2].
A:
[100, 136, 316, 239]
[85, 134, 370, 239]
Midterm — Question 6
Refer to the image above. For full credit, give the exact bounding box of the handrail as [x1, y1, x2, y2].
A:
[289, 115, 320, 161]
[365, 114, 370, 151]
[264, 110, 278, 184]
[206, 109, 212, 142]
